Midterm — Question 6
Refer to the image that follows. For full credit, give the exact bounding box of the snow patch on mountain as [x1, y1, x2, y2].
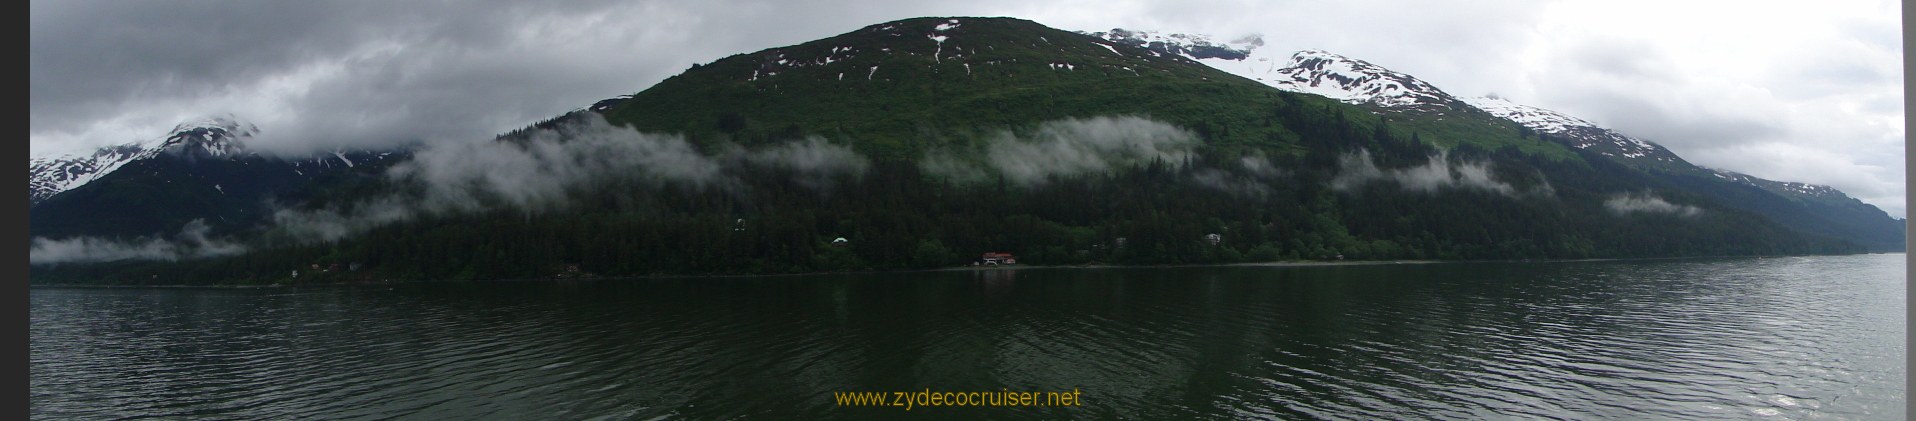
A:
[158, 116, 258, 159]
[1082, 28, 1261, 61]
[1461, 96, 1677, 163]
[1706, 167, 1843, 199]
[29, 144, 154, 204]
[1460, 96, 1598, 133]
[1264, 50, 1455, 109]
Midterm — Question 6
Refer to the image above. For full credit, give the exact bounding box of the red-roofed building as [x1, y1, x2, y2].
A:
[982, 252, 1017, 265]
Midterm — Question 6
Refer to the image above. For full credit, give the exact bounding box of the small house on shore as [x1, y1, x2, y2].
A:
[981, 252, 1017, 265]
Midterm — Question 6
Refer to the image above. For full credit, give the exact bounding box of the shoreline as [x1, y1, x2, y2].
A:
[29, 252, 1900, 289]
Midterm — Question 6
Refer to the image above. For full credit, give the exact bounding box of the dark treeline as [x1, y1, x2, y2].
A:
[30, 101, 1861, 285]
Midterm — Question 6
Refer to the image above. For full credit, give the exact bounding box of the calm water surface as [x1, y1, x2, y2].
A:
[31, 254, 1907, 419]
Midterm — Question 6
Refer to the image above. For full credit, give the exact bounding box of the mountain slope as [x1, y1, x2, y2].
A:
[1454, 95, 1899, 249]
[1125, 32, 1899, 250]
[1663, 168, 1906, 250]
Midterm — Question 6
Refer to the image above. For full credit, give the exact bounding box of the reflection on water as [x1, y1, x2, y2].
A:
[30, 255, 1907, 419]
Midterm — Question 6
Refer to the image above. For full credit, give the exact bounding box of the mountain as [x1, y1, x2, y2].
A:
[29, 116, 259, 205]
[28, 117, 405, 240]
[29, 17, 1891, 285]
[589, 17, 1319, 160]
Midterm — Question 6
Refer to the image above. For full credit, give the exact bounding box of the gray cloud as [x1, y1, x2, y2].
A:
[29, 0, 951, 157]
[922, 116, 1198, 186]
[1532, 38, 1791, 152]
[1604, 192, 1701, 217]
[1566, 37, 1677, 83]
[29, 219, 247, 264]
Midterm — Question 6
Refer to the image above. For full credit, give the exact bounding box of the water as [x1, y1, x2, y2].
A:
[31, 254, 1906, 419]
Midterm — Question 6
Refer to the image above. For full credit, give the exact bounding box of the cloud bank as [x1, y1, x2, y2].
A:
[1188, 153, 1286, 198]
[1331, 149, 1534, 196]
[923, 115, 1198, 186]
[29, 220, 247, 264]
[733, 136, 872, 191]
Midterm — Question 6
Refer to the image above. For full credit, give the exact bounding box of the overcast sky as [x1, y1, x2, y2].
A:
[29, 0, 1905, 216]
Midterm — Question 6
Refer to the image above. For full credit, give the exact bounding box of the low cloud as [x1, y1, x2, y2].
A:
[733, 136, 870, 191]
[921, 151, 992, 184]
[394, 113, 731, 215]
[29, 219, 247, 264]
[269, 196, 420, 244]
[1331, 149, 1532, 196]
[1239, 153, 1284, 178]
[1189, 155, 1285, 198]
[1189, 168, 1270, 198]
[923, 115, 1198, 186]
[1604, 191, 1701, 217]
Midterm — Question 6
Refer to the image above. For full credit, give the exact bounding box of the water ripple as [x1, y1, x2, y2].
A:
[31, 255, 1908, 419]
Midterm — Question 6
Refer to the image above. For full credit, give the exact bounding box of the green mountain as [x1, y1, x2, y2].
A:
[28, 17, 1889, 285]
[599, 17, 1348, 159]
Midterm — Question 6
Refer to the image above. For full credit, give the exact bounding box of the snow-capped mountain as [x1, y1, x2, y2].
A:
[29, 116, 258, 204]
[28, 116, 374, 205]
